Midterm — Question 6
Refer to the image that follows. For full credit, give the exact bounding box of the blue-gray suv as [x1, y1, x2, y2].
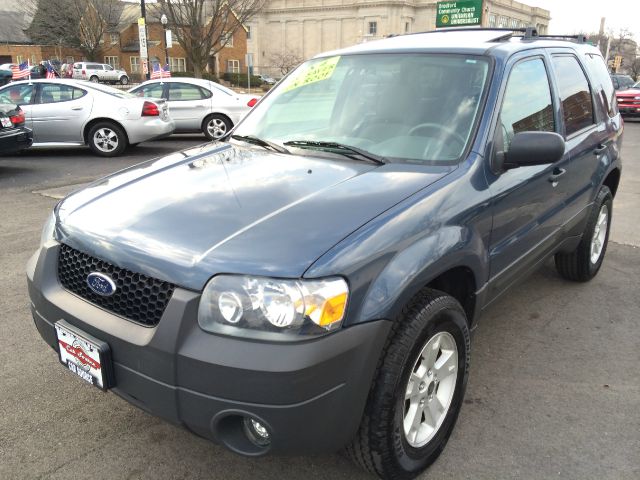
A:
[27, 28, 623, 479]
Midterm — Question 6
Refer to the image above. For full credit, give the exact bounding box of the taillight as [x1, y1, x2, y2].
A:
[82, 69, 86, 75]
[247, 98, 258, 107]
[10, 109, 25, 126]
[141, 101, 160, 116]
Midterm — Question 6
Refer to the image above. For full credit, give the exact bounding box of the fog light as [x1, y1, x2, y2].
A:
[243, 417, 271, 447]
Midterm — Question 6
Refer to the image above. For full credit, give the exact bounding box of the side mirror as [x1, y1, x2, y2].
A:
[497, 131, 565, 170]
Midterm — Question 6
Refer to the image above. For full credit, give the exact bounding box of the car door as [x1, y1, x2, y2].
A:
[0, 83, 36, 130]
[166, 82, 212, 132]
[547, 52, 606, 229]
[486, 53, 569, 300]
[31, 83, 91, 143]
[103, 65, 117, 82]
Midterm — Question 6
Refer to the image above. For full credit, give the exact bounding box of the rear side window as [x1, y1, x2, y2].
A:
[133, 83, 165, 98]
[0, 84, 36, 105]
[551, 55, 594, 136]
[584, 54, 618, 117]
[499, 58, 554, 151]
[167, 83, 211, 101]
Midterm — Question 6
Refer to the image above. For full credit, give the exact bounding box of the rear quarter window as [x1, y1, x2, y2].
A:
[584, 54, 618, 117]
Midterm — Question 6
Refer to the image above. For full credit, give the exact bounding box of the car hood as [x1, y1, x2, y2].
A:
[56, 143, 454, 291]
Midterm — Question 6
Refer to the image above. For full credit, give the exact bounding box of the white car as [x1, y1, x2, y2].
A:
[72, 62, 130, 85]
[130, 78, 258, 140]
[0, 79, 175, 157]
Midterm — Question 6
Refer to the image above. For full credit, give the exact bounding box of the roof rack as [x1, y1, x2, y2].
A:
[422, 27, 588, 44]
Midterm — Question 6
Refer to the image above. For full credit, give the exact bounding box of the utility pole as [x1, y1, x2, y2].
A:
[139, 0, 150, 80]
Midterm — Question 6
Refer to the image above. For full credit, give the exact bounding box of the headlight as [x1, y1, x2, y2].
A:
[40, 211, 56, 247]
[198, 275, 349, 340]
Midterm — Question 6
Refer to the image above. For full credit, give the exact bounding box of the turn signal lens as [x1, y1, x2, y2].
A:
[247, 98, 258, 107]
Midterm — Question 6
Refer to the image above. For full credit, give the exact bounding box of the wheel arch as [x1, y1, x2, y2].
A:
[83, 118, 130, 146]
[602, 167, 621, 198]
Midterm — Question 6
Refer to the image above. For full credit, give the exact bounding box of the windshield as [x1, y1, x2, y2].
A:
[82, 82, 136, 99]
[233, 53, 490, 163]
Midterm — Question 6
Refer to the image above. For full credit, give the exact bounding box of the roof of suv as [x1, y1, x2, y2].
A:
[321, 28, 601, 59]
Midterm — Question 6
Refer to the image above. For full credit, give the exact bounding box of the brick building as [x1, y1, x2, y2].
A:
[104, 3, 248, 80]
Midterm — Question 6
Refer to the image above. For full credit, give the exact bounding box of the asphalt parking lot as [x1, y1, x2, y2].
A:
[1, 126, 639, 480]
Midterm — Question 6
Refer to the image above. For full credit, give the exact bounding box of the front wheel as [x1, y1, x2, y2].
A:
[87, 122, 127, 157]
[119, 76, 129, 85]
[346, 289, 470, 479]
[555, 185, 613, 282]
[203, 114, 232, 140]
[89, 75, 99, 83]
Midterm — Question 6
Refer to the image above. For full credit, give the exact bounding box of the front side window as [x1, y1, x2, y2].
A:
[132, 83, 165, 99]
[0, 84, 35, 105]
[234, 53, 490, 164]
[552, 55, 594, 136]
[498, 58, 554, 151]
[38, 84, 86, 104]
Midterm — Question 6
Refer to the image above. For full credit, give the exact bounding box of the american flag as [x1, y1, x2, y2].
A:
[150, 63, 171, 80]
[45, 63, 57, 79]
[11, 61, 30, 80]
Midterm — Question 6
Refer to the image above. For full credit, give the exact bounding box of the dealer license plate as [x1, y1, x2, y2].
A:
[55, 321, 112, 390]
[1, 118, 12, 128]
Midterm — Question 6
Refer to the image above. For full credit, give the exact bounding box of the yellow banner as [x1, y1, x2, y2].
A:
[283, 56, 340, 92]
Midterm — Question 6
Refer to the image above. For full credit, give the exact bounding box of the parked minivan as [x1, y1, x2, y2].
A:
[72, 62, 129, 85]
[28, 28, 622, 479]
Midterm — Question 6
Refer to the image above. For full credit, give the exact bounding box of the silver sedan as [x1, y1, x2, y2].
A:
[130, 78, 257, 140]
[0, 79, 175, 157]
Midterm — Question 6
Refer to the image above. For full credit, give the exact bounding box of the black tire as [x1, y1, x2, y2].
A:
[555, 185, 613, 282]
[202, 113, 232, 140]
[119, 76, 129, 85]
[89, 75, 99, 83]
[346, 289, 470, 480]
[87, 121, 127, 157]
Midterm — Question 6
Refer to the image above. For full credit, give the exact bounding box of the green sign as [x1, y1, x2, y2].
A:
[436, 0, 483, 28]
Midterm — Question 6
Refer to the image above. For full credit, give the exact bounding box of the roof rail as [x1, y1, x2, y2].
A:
[533, 34, 588, 44]
[419, 27, 588, 45]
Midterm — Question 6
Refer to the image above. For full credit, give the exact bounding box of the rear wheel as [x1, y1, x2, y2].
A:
[87, 122, 127, 157]
[203, 114, 232, 140]
[555, 185, 613, 282]
[346, 289, 470, 479]
[89, 75, 99, 83]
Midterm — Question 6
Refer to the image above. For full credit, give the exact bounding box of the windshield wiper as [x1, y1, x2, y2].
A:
[283, 140, 386, 165]
[230, 134, 290, 154]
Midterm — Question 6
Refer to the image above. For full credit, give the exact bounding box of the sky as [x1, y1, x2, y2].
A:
[522, 0, 640, 40]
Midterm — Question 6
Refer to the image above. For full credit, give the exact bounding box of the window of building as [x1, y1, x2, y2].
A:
[221, 32, 233, 47]
[405, 22, 410, 33]
[130, 56, 140, 73]
[552, 55, 595, 136]
[104, 56, 119, 69]
[226, 59, 240, 73]
[16, 55, 24, 64]
[489, 14, 496, 28]
[169, 57, 186, 72]
[368, 21, 377, 36]
[31, 55, 37, 65]
[246, 26, 251, 40]
[110, 33, 119, 45]
[510, 18, 519, 29]
[499, 58, 555, 151]
[66, 56, 74, 63]
[498, 16, 508, 28]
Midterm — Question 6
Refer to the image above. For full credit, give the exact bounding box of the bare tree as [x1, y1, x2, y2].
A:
[630, 57, 640, 81]
[270, 52, 303, 76]
[160, 0, 266, 78]
[26, 0, 120, 61]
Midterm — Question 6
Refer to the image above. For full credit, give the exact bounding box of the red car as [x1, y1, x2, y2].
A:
[616, 81, 640, 117]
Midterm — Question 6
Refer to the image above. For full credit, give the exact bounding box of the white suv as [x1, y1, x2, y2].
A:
[72, 62, 129, 85]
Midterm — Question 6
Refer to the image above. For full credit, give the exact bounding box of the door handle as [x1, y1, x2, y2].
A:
[593, 144, 607, 155]
[548, 167, 566, 184]
[71, 106, 83, 111]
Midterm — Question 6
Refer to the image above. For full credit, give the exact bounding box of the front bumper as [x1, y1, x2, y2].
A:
[27, 242, 390, 455]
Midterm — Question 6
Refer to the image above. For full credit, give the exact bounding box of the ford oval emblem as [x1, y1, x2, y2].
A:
[86, 272, 117, 297]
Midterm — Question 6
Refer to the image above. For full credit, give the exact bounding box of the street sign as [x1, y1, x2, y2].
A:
[436, 0, 483, 28]
[166, 30, 172, 49]
[245, 53, 254, 68]
[138, 17, 148, 63]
